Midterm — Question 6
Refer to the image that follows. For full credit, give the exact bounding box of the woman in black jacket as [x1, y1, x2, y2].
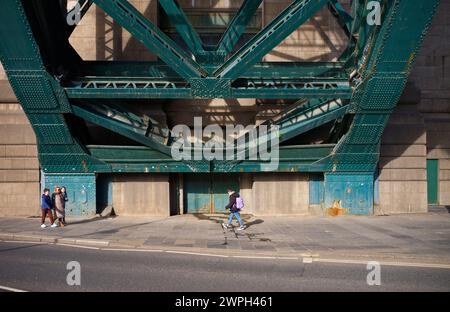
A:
[222, 189, 246, 230]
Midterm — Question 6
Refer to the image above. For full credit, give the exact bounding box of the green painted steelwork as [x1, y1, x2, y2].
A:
[0, 0, 441, 178]
[328, 0, 353, 37]
[78, 61, 346, 79]
[216, 0, 264, 55]
[65, 75, 351, 99]
[0, 0, 110, 174]
[427, 159, 439, 205]
[158, 0, 205, 56]
[214, 0, 330, 80]
[91, 0, 207, 80]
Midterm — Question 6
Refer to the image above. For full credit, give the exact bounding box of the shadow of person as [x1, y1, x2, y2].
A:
[244, 218, 264, 229]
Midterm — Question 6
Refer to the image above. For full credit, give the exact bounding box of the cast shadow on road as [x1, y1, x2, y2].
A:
[0, 243, 44, 253]
[65, 215, 117, 226]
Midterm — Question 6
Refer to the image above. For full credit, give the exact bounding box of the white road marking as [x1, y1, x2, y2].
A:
[1, 240, 450, 269]
[315, 258, 450, 269]
[103, 248, 163, 253]
[232, 255, 277, 259]
[166, 250, 229, 258]
[0, 285, 27, 292]
[2, 240, 44, 244]
[56, 243, 99, 250]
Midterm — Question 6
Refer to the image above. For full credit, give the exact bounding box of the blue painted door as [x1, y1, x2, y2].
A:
[184, 174, 239, 213]
[427, 159, 439, 205]
[44, 174, 96, 216]
[324, 173, 374, 215]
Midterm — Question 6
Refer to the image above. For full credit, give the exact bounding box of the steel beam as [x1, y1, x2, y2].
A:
[71, 104, 173, 156]
[214, 0, 329, 80]
[158, 0, 205, 56]
[324, 0, 441, 174]
[216, 0, 264, 55]
[65, 77, 352, 99]
[78, 61, 347, 79]
[91, 0, 207, 80]
[0, 0, 110, 173]
[328, 0, 353, 37]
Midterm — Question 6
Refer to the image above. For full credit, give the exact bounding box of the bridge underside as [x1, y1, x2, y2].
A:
[0, 0, 440, 215]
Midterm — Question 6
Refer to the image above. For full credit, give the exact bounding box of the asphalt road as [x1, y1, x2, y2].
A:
[0, 242, 449, 292]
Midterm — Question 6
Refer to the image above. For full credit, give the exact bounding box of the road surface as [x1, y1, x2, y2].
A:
[0, 241, 449, 292]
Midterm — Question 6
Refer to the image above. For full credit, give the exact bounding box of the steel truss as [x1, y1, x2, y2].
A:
[0, 0, 441, 174]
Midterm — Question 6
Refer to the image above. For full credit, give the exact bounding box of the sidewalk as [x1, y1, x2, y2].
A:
[1, 208, 450, 265]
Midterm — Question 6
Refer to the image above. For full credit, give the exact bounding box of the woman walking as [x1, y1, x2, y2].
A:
[53, 187, 65, 227]
[60, 186, 68, 225]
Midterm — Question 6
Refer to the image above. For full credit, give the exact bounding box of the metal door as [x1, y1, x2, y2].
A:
[211, 174, 239, 213]
[427, 159, 439, 205]
[43, 174, 96, 216]
[184, 174, 239, 213]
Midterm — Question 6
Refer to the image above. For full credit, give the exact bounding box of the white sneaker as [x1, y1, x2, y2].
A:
[222, 223, 229, 229]
[237, 225, 247, 231]
[41, 224, 46, 228]
[51, 223, 58, 228]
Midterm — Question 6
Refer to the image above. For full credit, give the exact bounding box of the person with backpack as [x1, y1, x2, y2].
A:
[222, 188, 247, 231]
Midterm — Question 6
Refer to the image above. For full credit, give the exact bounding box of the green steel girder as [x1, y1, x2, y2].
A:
[65, 76, 351, 99]
[0, 0, 442, 175]
[214, 0, 330, 80]
[222, 98, 348, 171]
[91, 0, 207, 80]
[158, 0, 205, 56]
[71, 104, 173, 156]
[216, 0, 264, 55]
[77, 61, 347, 79]
[87, 144, 335, 173]
[328, 0, 353, 38]
[0, 0, 110, 174]
[324, 0, 441, 173]
[278, 100, 348, 142]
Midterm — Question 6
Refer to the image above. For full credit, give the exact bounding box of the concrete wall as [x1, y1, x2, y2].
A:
[0, 82, 40, 217]
[381, 0, 450, 208]
[112, 174, 170, 216]
[416, 0, 450, 206]
[378, 104, 428, 214]
[251, 173, 309, 216]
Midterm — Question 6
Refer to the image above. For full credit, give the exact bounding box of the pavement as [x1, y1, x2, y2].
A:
[1, 206, 450, 266]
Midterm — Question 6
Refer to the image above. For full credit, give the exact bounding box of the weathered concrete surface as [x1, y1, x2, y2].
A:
[0, 86, 39, 216]
[252, 173, 309, 216]
[112, 174, 170, 216]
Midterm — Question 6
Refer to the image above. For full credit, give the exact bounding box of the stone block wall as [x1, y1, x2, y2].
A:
[0, 82, 40, 217]
[379, 0, 450, 210]
[112, 174, 170, 216]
